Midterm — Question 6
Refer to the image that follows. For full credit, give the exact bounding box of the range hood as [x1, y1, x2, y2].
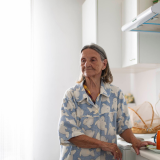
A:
[122, 2, 160, 33]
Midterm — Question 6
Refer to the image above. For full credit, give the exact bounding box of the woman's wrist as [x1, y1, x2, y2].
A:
[98, 141, 112, 150]
[130, 136, 141, 145]
[98, 140, 105, 149]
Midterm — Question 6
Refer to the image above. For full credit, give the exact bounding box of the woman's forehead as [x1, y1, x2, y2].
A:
[81, 48, 100, 58]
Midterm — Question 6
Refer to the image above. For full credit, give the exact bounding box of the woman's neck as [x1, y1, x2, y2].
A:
[85, 77, 101, 94]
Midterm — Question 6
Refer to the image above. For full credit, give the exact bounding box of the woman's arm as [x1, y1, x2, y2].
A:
[69, 135, 122, 160]
[69, 135, 101, 148]
[119, 128, 137, 143]
[120, 129, 156, 155]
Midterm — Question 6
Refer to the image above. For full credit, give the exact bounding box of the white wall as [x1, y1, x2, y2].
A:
[112, 72, 131, 95]
[112, 67, 160, 116]
[131, 68, 160, 113]
[33, 0, 85, 160]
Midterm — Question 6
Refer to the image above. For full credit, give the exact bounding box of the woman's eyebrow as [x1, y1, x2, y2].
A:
[91, 57, 97, 59]
[81, 56, 97, 59]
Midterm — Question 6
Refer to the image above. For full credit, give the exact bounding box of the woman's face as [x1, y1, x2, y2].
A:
[81, 48, 107, 79]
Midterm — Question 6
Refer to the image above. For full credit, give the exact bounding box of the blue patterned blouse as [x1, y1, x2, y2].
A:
[58, 80, 132, 160]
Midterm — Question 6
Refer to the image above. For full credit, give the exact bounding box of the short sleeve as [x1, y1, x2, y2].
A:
[58, 90, 84, 146]
[116, 90, 132, 135]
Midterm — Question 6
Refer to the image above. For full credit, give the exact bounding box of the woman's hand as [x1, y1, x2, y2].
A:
[100, 141, 122, 160]
[132, 139, 156, 155]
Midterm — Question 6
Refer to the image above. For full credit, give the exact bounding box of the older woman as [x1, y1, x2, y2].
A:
[58, 43, 155, 160]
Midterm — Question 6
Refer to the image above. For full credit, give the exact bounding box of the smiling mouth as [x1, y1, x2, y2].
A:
[84, 69, 94, 71]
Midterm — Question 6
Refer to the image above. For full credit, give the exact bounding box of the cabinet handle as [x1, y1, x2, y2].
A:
[130, 59, 135, 61]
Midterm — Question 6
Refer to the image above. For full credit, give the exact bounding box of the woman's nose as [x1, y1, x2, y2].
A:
[85, 61, 91, 67]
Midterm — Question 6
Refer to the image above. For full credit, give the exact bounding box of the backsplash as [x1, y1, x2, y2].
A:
[112, 67, 160, 115]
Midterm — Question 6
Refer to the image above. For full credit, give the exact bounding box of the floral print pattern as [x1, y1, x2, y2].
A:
[58, 80, 131, 160]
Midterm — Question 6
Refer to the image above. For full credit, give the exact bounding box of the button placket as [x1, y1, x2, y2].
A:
[94, 109, 99, 114]
[93, 104, 99, 114]
[94, 104, 98, 108]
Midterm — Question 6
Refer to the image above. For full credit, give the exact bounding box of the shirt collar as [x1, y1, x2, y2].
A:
[100, 80, 111, 97]
[75, 80, 111, 103]
[75, 81, 92, 104]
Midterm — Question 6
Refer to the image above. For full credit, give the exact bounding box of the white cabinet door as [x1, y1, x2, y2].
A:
[118, 146, 136, 160]
[139, 0, 153, 14]
[122, 0, 138, 67]
[82, 0, 122, 68]
[97, 0, 122, 68]
[136, 155, 149, 160]
[122, 0, 160, 68]
[122, 31, 138, 67]
[126, 149, 136, 160]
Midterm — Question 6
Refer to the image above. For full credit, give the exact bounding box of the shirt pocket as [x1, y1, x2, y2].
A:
[80, 114, 98, 127]
[101, 111, 117, 124]
[79, 113, 99, 138]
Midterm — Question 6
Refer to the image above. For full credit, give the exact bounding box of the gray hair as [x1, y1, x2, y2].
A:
[77, 43, 113, 84]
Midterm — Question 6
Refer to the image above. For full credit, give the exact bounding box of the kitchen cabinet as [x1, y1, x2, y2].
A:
[122, 0, 160, 68]
[118, 146, 136, 160]
[135, 155, 149, 160]
[82, 0, 122, 68]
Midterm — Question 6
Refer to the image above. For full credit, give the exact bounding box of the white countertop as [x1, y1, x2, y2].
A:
[117, 133, 160, 160]
[131, 147, 160, 160]
[117, 134, 155, 149]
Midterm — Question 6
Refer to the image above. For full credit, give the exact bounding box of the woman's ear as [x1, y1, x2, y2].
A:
[102, 59, 107, 70]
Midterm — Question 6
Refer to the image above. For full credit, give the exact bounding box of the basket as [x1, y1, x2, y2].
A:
[128, 101, 160, 134]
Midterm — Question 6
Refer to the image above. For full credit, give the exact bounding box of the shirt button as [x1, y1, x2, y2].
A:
[96, 148, 100, 152]
[95, 109, 99, 114]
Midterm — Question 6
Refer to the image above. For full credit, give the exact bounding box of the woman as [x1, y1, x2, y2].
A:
[58, 43, 155, 160]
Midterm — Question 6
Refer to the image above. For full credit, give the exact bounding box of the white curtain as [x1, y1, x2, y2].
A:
[0, 0, 33, 160]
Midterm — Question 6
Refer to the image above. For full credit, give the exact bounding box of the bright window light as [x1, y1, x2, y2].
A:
[0, 0, 33, 160]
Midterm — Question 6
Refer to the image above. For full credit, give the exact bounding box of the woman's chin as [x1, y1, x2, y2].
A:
[84, 74, 93, 78]
[84, 74, 97, 79]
